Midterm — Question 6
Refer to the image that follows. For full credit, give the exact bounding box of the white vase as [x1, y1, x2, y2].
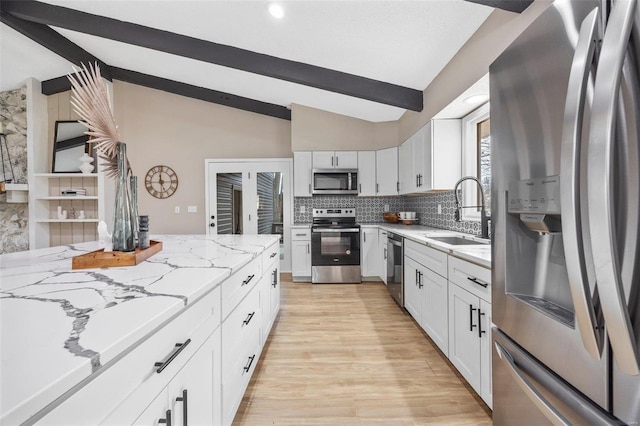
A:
[79, 153, 95, 174]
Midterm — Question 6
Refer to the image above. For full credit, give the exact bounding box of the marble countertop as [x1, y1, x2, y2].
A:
[357, 223, 491, 268]
[0, 234, 279, 425]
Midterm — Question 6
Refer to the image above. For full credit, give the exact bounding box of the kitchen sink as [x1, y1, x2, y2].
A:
[428, 236, 489, 246]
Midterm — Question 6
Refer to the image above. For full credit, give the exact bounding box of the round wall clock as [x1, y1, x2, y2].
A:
[145, 165, 178, 199]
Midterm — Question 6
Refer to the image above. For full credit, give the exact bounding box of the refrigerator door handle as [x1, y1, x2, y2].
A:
[494, 341, 571, 426]
[588, 0, 640, 376]
[559, 8, 603, 360]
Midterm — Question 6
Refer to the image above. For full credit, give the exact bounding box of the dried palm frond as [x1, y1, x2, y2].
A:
[68, 63, 120, 160]
[98, 148, 133, 179]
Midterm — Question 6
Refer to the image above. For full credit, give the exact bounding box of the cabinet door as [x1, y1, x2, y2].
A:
[132, 389, 169, 425]
[479, 299, 492, 409]
[293, 152, 312, 196]
[260, 274, 272, 344]
[168, 332, 216, 426]
[378, 230, 388, 284]
[291, 240, 311, 278]
[375, 147, 398, 196]
[448, 284, 481, 394]
[312, 151, 335, 169]
[431, 119, 461, 190]
[422, 268, 449, 356]
[403, 257, 423, 324]
[398, 138, 413, 195]
[335, 151, 358, 168]
[357, 151, 376, 196]
[360, 228, 378, 277]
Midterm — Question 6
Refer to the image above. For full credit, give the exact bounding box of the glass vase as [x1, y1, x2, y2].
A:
[130, 175, 139, 248]
[112, 142, 135, 252]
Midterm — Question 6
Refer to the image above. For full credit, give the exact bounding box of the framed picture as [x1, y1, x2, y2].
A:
[52, 120, 90, 173]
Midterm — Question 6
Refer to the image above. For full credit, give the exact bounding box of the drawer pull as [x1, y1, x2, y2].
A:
[478, 309, 486, 339]
[243, 354, 256, 373]
[470, 305, 477, 332]
[155, 339, 191, 373]
[295, 233, 307, 237]
[270, 252, 278, 258]
[175, 389, 188, 426]
[158, 409, 172, 426]
[242, 274, 256, 286]
[243, 312, 255, 326]
[467, 276, 489, 288]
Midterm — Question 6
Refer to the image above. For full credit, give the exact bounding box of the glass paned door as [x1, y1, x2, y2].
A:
[257, 172, 284, 244]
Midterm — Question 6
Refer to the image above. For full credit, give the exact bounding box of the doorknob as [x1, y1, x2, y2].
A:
[210, 215, 215, 219]
[210, 223, 215, 227]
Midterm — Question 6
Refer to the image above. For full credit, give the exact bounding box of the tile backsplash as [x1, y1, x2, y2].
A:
[294, 191, 482, 236]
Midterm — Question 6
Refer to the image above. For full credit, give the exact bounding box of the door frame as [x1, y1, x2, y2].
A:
[204, 158, 293, 272]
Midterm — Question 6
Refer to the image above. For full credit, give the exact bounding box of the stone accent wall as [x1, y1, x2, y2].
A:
[0, 87, 29, 254]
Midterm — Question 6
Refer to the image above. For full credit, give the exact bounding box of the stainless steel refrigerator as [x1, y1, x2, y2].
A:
[491, 0, 640, 424]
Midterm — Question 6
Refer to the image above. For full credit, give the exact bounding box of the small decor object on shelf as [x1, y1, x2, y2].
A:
[145, 165, 178, 199]
[69, 207, 76, 219]
[78, 153, 95, 174]
[78, 210, 86, 220]
[57, 206, 68, 220]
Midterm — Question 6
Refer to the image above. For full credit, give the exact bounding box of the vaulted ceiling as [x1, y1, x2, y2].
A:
[0, 1, 529, 122]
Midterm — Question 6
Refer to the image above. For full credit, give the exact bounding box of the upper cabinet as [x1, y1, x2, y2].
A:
[375, 147, 398, 196]
[293, 151, 312, 197]
[357, 151, 376, 196]
[399, 119, 461, 195]
[312, 151, 358, 169]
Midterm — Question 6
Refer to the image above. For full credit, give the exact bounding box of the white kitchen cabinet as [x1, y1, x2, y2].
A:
[403, 256, 423, 322]
[378, 229, 388, 284]
[262, 247, 280, 344]
[447, 257, 492, 409]
[398, 136, 414, 195]
[360, 227, 379, 277]
[293, 152, 312, 197]
[404, 240, 449, 356]
[375, 147, 398, 196]
[291, 227, 311, 282]
[312, 151, 357, 169]
[357, 151, 376, 196]
[397, 119, 462, 195]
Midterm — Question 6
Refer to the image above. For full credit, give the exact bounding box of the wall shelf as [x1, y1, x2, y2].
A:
[4, 183, 29, 203]
[34, 173, 98, 178]
[36, 196, 99, 201]
[36, 219, 100, 223]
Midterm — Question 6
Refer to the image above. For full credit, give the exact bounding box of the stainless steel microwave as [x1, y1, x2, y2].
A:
[312, 169, 358, 194]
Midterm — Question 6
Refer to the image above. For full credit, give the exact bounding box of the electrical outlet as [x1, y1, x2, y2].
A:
[188, 205, 197, 213]
[438, 204, 442, 215]
[174, 206, 180, 214]
[384, 204, 389, 212]
[300, 205, 306, 213]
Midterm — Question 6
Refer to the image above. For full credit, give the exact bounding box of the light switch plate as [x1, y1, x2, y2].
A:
[384, 204, 389, 211]
[188, 205, 197, 213]
[438, 204, 442, 215]
[175, 206, 180, 214]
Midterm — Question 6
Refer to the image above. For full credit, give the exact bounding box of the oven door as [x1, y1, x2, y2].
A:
[311, 227, 361, 266]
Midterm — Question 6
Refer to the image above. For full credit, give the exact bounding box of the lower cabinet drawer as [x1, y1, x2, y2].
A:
[222, 257, 262, 320]
[262, 241, 279, 272]
[37, 286, 221, 426]
[222, 336, 261, 426]
[448, 256, 491, 301]
[222, 287, 261, 365]
[405, 239, 448, 278]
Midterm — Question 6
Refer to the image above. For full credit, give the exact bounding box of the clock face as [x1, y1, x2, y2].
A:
[145, 165, 178, 199]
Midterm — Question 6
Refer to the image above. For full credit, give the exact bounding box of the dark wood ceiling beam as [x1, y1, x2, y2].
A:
[0, 9, 112, 80]
[1, 0, 423, 112]
[464, 0, 534, 14]
[110, 68, 291, 120]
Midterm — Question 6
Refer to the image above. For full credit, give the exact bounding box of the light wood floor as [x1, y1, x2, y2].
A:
[233, 277, 492, 425]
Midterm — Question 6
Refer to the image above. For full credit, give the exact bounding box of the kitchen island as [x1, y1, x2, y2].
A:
[0, 234, 280, 425]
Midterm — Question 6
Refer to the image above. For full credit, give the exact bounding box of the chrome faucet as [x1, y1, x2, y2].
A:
[453, 176, 490, 239]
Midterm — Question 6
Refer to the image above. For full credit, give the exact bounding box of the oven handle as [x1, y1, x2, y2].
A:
[312, 228, 360, 233]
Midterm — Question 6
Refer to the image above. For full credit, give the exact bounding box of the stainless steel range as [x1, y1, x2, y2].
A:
[311, 208, 361, 284]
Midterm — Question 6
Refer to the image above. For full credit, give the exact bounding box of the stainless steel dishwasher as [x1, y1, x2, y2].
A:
[387, 232, 403, 307]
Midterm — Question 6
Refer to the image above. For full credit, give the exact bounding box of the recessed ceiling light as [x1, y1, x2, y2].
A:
[268, 3, 285, 19]
[464, 94, 489, 105]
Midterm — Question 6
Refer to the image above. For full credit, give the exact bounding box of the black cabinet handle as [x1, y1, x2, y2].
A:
[396, 181, 400, 192]
[272, 268, 278, 287]
[176, 389, 188, 426]
[241, 274, 255, 286]
[243, 354, 256, 373]
[478, 309, 486, 338]
[155, 339, 191, 373]
[158, 409, 172, 426]
[467, 277, 489, 288]
[270, 252, 277, 258]
[418, 271, 423, 288]
[469, 305, 477, 332]
[415, 269, 419, 286]
[243, 312, 255, 326]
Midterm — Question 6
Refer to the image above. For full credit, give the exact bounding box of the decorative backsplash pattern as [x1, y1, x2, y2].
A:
[0, 87, 29, 254]
[294, 191, 482, 236]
